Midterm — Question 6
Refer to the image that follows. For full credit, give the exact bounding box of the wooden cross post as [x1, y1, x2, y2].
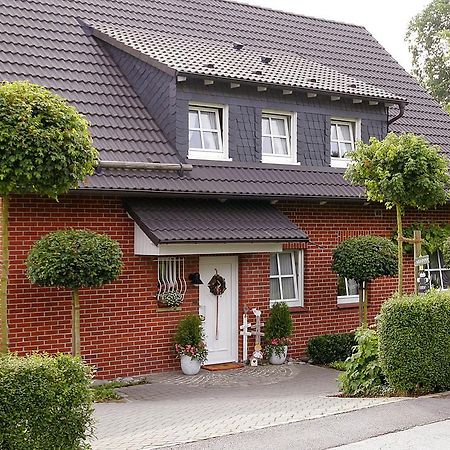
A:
[251, 308, 264, 360]
[403, 230, 423, 294]
[239, 305, 252, 362]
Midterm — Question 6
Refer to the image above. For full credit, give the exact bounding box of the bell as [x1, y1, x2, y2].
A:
[188, 272, 203, 286]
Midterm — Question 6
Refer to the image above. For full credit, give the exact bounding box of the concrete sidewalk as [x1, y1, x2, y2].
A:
[92, 364, 405, 449]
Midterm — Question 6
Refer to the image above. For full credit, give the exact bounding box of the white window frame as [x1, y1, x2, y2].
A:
[269, 250, 304, 307]
[426, 251, 450, 290]
[337, 277, 360, 305]
[188, 103, 230, 161]
[330, 118, 361, 168]
[261, 110, 298, 165]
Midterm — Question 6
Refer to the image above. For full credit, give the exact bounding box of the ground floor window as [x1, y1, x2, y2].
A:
[337, 276, 359, 305]
[269, 250, 304, 307]
[426, 251, 450, 290]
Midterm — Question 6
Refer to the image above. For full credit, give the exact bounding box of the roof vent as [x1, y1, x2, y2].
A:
[307, 78, 317, 83]
[348, 83, 357, 88]
[261, 56, 272, 64]
[253, 69, 263, 76]
[233, 42, 244, 50]
[205, 63, 215, 69]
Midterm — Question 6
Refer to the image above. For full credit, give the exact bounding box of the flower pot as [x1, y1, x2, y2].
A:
[269, 346, 288, 365]
[180, 355, 201, 375]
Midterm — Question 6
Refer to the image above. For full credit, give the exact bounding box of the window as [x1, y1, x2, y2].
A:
[262, 111, 297, 164]
[269, 250, 304, 307]
[157, 257, 187, 298]
[337, 276, 360, 305]
[330, 119, 360, 168]
[426, 251, 450, 290]
[188, 104, 229, 160]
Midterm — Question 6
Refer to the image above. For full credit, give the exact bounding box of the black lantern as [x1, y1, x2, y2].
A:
[188, 272, 203, 286]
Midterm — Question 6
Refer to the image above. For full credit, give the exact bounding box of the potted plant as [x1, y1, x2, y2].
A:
[174, 314, 208, 375]
[264, 302, 293, 365]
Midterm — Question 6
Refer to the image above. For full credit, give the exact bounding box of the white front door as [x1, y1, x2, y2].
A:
[199, 256, 238, 365]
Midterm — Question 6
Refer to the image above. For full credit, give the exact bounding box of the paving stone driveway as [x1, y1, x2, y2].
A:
[92, 364, 403, 449]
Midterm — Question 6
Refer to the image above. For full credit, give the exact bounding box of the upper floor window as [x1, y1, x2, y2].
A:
[269, 250, 304, 307]
[262, 111, 297, 165]
[188, 104, 229, 161]
[330, 119, 360, 168]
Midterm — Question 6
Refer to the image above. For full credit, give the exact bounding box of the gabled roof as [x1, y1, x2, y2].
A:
[91, 23, 406, 103]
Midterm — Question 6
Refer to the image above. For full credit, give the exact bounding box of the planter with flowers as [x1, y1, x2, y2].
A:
[158, 290, 184, 309]
[174, 314, 208, 375]
[264, 302, 293, 365]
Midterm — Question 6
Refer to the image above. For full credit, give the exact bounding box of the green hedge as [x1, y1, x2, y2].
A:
[0, 353, 94, 449]
[307, 332, 356, 364]
[378, 291, 450, 393]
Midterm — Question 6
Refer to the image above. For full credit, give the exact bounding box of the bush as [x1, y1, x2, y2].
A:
[174, 314, 208, 362]
[265, 302, 293, 341]
[0, 353, 94, 449]
[339, 326, 386, 396]
[307, 332, 355, 364]
[378, 291, 450, 393]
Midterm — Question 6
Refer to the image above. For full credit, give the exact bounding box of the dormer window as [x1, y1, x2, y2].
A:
[188, 103, 230, 161]
[262, 111, 297, 165]
[330, 118, 360, 168]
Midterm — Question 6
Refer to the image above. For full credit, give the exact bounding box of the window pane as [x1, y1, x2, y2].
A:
[278, 253, 293, 275]
[270, 278, 281, 300]
[347, 279, 358, 295]
[281, 277, 295, 299]
[331, 123, 337, 141]
[270, 255, 278, 275]
[203, 131, 220, 149]
[337, 276, 347, 296]
[189, 130, 202, 148]
[273, 137, 288, 155]
[331, 141, 339, 157]
[430, 272, 441, 289]
[262, 117, 270, 134]
[429, 252, 439, 269]
[339, 142, 353, 156]
[200, 111, 217, 129]
[271, 118, 287, 136]
[442, 271, 450, 289]
[339, 124, 351, 141]
[189, 110, 200, 128]
[262, 136, 273, 154]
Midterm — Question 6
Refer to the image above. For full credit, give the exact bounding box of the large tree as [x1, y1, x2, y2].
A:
[407, 0, 450, 112]
[0, 81, 97, 353]
[345, 133, 450, 294]
[26, 230, 123, 357]
[332, 236, 397, 325]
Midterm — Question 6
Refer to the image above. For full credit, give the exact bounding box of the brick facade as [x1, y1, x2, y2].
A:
[2, 194, 447, 379]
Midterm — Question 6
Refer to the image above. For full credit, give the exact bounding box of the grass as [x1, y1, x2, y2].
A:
[91, 378, 148, 402]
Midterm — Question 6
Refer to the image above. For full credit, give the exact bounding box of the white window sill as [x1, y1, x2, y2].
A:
[337, 294, 359, 305]
[188, 152, 232, 162]
[262, 157, 300, 166]
[330, 157, 351, 168]
[270, 299, 303, 308]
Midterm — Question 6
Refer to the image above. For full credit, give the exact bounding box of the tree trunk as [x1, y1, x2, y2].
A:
[72, 288, 81, 357]
[358, 281, 364, 326]
[0, 194, 9, 354]
[362, 281, 368, 326]
[396, 203, 403, 295]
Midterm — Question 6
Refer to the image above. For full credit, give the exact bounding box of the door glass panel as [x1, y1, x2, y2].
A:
[189, 130, 202, 148]
[270, 279, 281, 300]
[278, 253, 293, 275]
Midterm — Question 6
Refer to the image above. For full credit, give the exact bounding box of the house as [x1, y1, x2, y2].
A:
[1, 0, 450, 379]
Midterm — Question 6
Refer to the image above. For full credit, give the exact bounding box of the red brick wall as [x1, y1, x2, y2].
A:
[3, 194, 449, 378]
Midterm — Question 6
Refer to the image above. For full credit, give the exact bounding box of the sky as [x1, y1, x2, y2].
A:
[234, 0, 432, 72]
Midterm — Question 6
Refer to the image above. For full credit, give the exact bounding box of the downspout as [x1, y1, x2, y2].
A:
[387, 102, 406, 130]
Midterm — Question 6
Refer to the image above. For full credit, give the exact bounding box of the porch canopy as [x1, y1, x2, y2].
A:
[125, 198, 308, 256]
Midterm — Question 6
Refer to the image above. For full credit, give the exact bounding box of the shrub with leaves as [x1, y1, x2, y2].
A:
[307, 333, 356, 365]
[339, 326, 386, 397]
[26, 229, 123, 356]
[378, 290, 450, 393]
[0, 353, 93, 449]
[265, 302, 293, 357]
[174, 314, 208, 362]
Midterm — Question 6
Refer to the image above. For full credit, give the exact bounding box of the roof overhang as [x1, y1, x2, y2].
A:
[125, 198, 308, 256]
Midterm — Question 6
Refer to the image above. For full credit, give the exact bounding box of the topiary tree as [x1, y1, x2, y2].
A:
[332, 236, 397, 325]
[345, 133, 450, 294]
[0, 81, 97, 353]
[26, 230, 123, 357]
